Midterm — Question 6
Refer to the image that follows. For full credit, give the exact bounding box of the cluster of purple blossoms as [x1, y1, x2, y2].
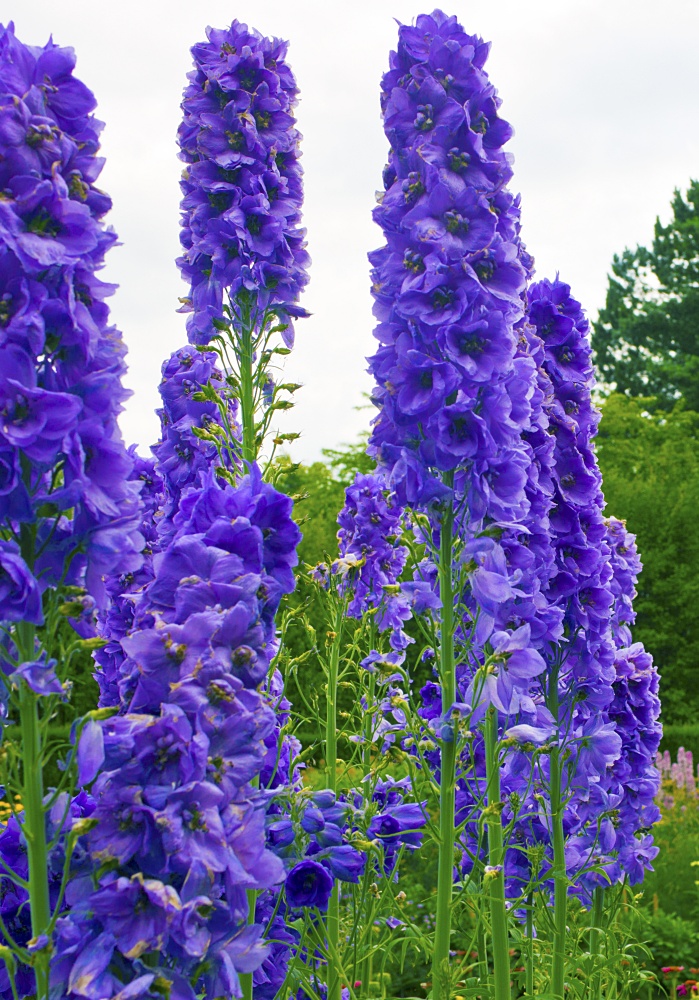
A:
[0, 22, 143, 618]
[495, 278, 660, 900]
[602, 516, 661, 884]
[177, 19, 309, 346]
[0, 22, 148, 997]
[367, 11, 563, 718]
[50, 343, 303, 996]
[367, 8, 661, 911]
[366, 14, 571, 854]
[0, 792, 95, 999]
[153, 345, 240, 526]
[368, 11, 530, 509]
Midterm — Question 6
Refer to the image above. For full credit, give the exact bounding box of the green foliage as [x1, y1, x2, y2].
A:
[632, 906, 699, 988]
[273, 457, 347, 568]
[641, 773, 699, 926]
[660, 725, 699, 762]
[593, 179, 699, 409]
[596, 394, 699, 724]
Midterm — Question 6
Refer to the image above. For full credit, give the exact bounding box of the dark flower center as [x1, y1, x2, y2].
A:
[238, 69, 257, 89]
[474, 260, 495, 282]
[254, 111, 271, 130]
[402, 172, 424, 204]
[448, 148, 470, 172]
[403, 249, 424, 273]
[449, 415, 470, 441]
[225, 130, 244, 151]
[414, 104, 435, 131]
[432, 287, 454, 309]
[246, 215, 262, 236]
[26, 209, 61, 238]
[445, 211, 468, 235]
[208, 192, 229, 212]
[184, 808, 207, 832]
[26, 124, 53, 148]
[4, 395, 29, 426]
[207, 681, 234, 704]
[69, 174, 89, 201]
[458, 334, 485, 356]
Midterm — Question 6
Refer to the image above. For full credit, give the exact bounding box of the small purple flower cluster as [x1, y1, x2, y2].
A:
[0, 792, 94, 999]
[153, 345, 240, 523]
[177, 20, 309, 346]
[0, 22, 143, 615]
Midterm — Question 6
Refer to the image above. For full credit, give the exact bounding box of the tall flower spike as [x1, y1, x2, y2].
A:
[367, 13, 546, 1000]
[177, 20, 310, 464]
[0, 22, 144, 604]
[0, 21, 145, 999]
[518, 278, 661, 905]
[178, 20, 309, 345]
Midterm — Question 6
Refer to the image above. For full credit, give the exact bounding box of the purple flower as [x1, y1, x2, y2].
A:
[9, 657, 64, 697]
[285, 860, 334, 910]
[0, 539, 42, 624]
[89, 874, 181, 960]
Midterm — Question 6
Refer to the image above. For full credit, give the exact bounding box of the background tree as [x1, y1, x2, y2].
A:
[593, 179, 699, 408]
[596, 394, 699, 724]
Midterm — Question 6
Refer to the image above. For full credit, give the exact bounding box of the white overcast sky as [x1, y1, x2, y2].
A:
[7, 1, 699, 461]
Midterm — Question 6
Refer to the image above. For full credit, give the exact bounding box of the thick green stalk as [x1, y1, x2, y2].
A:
[238, 314, 257, 1000]
[525, 891, 534, 997]
[485, 705, 510, 1000]
[239, 322, 257, 464]
[548, 672, 566, 1000]
[589, 886, 604, 1000]
[16, 622, 50, 999]
[326, 609, 344, 1000]
[359, 665, 376, 997]
[432, 499, 456, 1000]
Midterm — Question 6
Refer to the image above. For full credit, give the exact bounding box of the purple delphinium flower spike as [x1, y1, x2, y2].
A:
[0, 21, 144, 612]
[0, 21, 146, 997]
[177, 20, 309, 347]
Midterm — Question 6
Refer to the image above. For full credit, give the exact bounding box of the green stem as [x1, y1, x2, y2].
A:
[239, 321, 257, 464]
[525, 891, 534, 998]
[548, 671, 566, 1000]
[432, 495, 455, 1000]
[238, 314, 258, 1000]
[485, 705, 510, 1000]
[17, 651, 50, 998]
[476, 875, 488, 985]
[589, 886, 604, 1000]
[326, 608, 344, 1000]
[13, 526, 49, 999]
[359, 653, 376, 998]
